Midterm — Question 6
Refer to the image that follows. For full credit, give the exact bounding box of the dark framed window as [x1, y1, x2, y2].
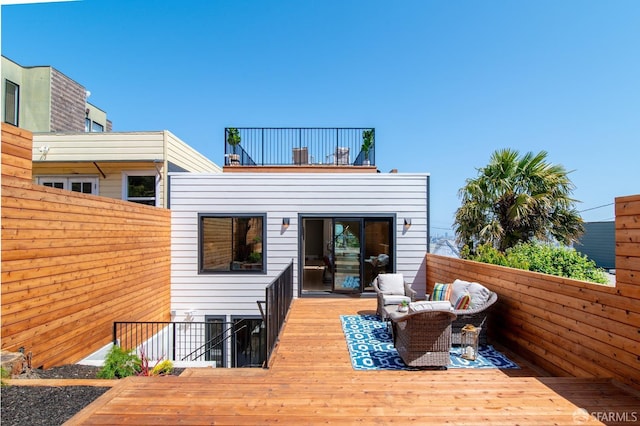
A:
[199, 214, 265, 273]
[4, 80, 19, 126]
[125, 174, 157, 206]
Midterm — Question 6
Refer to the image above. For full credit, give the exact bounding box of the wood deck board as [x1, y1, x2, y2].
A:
[64, 298, 640, 425]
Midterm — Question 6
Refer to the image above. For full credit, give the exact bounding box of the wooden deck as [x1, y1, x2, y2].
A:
[66, 298, 640, 425]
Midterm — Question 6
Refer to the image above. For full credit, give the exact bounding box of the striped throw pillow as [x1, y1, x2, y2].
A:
[431, 283, 452, 301]
[454, 291, 471, 310]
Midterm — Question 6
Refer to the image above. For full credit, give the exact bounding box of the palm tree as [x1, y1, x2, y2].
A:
[454, 149, 584, 253]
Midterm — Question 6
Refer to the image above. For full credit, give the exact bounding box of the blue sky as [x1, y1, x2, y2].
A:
[2, 0, 639, 236]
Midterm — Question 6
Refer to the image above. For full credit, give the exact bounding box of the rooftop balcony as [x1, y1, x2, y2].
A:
[224, 127, 376, 168]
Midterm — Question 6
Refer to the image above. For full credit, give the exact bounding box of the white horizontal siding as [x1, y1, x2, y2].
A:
[169, 172, 429, 321]
[33, 132, 165, 162]
[165, 131, 221, 173]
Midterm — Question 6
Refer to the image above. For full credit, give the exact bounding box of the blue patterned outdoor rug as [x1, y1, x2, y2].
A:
[340, 314, 519, 370]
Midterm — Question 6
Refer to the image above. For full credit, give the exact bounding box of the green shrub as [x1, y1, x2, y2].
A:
[97, 345, 141, 379]
[506, 243, 609, 284]
[1, 366, 9, 387]
[461, 243, 511, 267]
[462, 242, 609, 284]
[137, 349, 174, 376]
[150, 359, 174, 376]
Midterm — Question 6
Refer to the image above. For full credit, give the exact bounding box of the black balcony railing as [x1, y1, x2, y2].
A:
[258, 261, 294, 368]
[224, 127, 375, 166]
[112, 262, 294, 369]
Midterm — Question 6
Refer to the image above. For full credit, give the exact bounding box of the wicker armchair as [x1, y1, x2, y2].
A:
[372, 274, 416, 319]
[391, 310, 456, 368]
[451, 291, 497, 345]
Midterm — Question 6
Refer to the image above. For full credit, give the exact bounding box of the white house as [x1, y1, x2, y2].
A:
[169, 170, 430, 366]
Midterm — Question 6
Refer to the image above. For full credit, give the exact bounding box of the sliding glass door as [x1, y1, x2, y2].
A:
[301, 216, 393, 295]
[332, 219, 362, 293]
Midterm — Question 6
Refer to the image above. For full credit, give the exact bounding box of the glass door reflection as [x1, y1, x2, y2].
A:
[332, 219, 362, 293]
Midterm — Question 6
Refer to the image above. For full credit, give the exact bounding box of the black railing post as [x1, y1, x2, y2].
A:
[336, 128, 339, 164]
[172, 323, 176, 361]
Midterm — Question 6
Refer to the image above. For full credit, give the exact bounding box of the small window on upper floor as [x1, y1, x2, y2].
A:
[91, 121, 104, 132]
[4, 80, 19, 126]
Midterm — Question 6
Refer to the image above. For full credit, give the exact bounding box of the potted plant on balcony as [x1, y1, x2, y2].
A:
[226, 128, 241, 165]
[361, 129, 374, 166]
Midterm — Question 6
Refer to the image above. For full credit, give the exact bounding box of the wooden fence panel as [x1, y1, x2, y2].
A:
[426, 194, 640, 391]
[1, 124, 33, 180]
[1, 124, 171, 368]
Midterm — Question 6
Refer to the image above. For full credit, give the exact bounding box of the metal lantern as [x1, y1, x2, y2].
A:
[460, 324, 480, 361]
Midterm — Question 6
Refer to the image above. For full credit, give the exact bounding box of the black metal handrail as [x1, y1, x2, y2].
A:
[113, 263, 294, 369]
[224, 127, 375, 166]
[258, 261, 294, 368]
[113, 319, 259, 367]
[181, 322, 247, 362]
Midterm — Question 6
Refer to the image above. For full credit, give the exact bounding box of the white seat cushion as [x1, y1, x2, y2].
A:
[382, 294, 411, 306]
[377, 273, 405, 295]
[409, 301, 453, 312]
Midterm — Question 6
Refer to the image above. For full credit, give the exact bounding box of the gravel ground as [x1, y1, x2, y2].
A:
[1, 365, 107, 426]
[1, 364, 185, 426]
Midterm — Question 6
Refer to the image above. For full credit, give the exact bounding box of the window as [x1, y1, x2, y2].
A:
[43, 181, 64, 189]
[4, 80, 19, 126]
[123, 172, 157, 206]
[200, 214, 265, 273]
[71, 181, 93, 193]
[38, 176, 97, 194]
[85, 118, 104, 132]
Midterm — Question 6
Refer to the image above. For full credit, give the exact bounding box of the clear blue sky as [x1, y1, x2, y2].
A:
[2, 0, 639, 236]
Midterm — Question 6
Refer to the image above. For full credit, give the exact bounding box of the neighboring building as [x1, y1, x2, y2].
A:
[2, 56, 221, 207]
[575, 221, 616, 270]
[168, 127, 429, 366]
[32, 131, 221, 208]
[2, 56, 111, 133]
